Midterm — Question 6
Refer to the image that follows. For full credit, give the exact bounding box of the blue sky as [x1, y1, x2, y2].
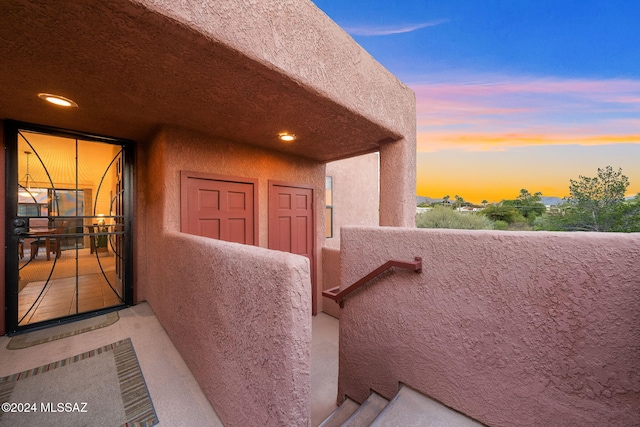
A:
[312, 0, 640, 202]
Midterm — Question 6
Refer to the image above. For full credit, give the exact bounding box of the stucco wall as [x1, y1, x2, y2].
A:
[138, 127, 318, 424]
[140, 0, 415, 139]
[379, 135, 416, 228]
[146, 231, 311, 426]
[136, 126, 325, 305]
[152, 126, 324, 246]
[138, 0, 417, 228]
[323, 153, 379, 317]
[325, 153, 379, 250]
[338, 226, 640, 427]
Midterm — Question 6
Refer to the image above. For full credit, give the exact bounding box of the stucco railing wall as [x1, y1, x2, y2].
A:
[338, 226, 640, 427]
[146, 231, 311, 427]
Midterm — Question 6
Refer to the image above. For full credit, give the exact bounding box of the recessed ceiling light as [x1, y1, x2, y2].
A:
[37, 93, 78, 108]
[278, 132, 296, 142]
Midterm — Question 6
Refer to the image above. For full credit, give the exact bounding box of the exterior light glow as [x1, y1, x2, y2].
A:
[278, 133, 296, 142]
[38, 93, 78, 108]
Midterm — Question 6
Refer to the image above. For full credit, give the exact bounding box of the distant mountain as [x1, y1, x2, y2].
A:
[417, 196, 437, 205]
[540, 196, 563, 206]
[418, 195, 565, 206]
[417, 196, 448, 205]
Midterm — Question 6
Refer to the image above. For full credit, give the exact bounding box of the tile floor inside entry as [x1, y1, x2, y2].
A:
[17, 248, 123, 325]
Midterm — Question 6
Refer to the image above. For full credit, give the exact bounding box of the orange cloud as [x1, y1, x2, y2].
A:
[410, 75, 640, 152]
[411, 78, 640, 99]
[418, 132, 640, 152]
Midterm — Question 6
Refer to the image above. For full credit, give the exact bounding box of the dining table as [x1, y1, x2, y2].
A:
[29, 227, 58, 261]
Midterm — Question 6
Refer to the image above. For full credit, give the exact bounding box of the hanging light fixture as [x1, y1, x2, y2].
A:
[18, 151, 46, 199]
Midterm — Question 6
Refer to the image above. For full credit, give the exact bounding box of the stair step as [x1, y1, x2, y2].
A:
[370, 385, 485, 427]
[318, 397, 360, 427]
[343, 392, 389, 427]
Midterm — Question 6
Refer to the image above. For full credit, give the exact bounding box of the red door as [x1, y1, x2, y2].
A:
[182, 171, 257, 245]
[268, 182, 316, 314]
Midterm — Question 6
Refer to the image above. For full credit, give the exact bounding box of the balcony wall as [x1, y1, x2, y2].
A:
[137, 126, 317, 425]
[136, 126, 326, 310]
[337, 226, 640, 427]
[146, 231, 311, 427]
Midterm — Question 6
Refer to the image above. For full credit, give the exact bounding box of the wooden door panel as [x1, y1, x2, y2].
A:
[279, 193, 292, 209]
[295, 194, 308, 210]
[200, 219, 221, 240]
[199, 189, 220, 210]
[295, 216, 309, 256]
[228, 219, 247, 244]
[227, 191, 247, 211]
[182, 172, 257, 245]
[278, 217, 292, 252]
[269, 185, 312, 253]
[268, 182, 316, 314]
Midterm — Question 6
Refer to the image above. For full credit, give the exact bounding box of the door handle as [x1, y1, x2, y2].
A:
[12, 219, 26, 227]
[14, 227, 28, 236]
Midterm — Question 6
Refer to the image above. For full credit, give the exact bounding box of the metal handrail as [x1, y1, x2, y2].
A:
[322, 257, 422, 307]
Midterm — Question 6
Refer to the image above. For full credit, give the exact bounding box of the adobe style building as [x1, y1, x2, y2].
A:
[1, 0, 416, 330]
[1, 0, 414, 425]
[3, 2, 638, 426]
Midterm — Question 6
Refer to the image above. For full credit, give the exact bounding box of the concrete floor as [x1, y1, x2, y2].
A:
[311, 311, 340, 425]
[0, 302, 340, 426]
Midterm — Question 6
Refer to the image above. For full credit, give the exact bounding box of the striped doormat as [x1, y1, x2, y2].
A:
[7, 312, 120, 350]
[0, 338, 158, 427]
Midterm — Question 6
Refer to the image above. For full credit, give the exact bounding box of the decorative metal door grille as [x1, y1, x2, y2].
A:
[5, 122, 133, 332]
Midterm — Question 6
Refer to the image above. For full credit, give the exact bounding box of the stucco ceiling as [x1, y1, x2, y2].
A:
[0, 0, 401, 162]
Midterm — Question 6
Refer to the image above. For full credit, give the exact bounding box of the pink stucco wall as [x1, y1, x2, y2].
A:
[338, 226, 640, 427]
[147, 231, 311, 426]
[379, 135, 416, 228]
[323, 153, 380, 317]
[146, 126, 325, 250]
[138, 127, 317, 425]
[139, 0, 417, 229]
[140, 0, 415, 139]
[136, 126, 326, 307]
[325, 153, 380, 250]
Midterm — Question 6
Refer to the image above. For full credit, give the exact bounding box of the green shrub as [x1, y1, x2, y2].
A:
[480, 205, 525, 223]
[507, 221, 533, 231]
[493, 220, 509, 230]
[417, 206, 495, 230]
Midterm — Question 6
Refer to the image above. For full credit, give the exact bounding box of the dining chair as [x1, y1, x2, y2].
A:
[30, 221, 67, 259]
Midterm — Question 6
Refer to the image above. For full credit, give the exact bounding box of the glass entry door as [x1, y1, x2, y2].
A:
[5, 123, 133, 332]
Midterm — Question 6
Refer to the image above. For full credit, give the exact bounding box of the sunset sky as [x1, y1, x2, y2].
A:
[312, 0, 640, 203]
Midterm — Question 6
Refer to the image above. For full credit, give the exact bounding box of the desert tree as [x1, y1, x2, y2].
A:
[502, 188, 546, 222]
[565, 166, 629, 231]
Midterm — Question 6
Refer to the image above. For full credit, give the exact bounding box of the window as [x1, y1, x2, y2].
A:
[325, 176, 333, 238]
[17, 189, 48, 216]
